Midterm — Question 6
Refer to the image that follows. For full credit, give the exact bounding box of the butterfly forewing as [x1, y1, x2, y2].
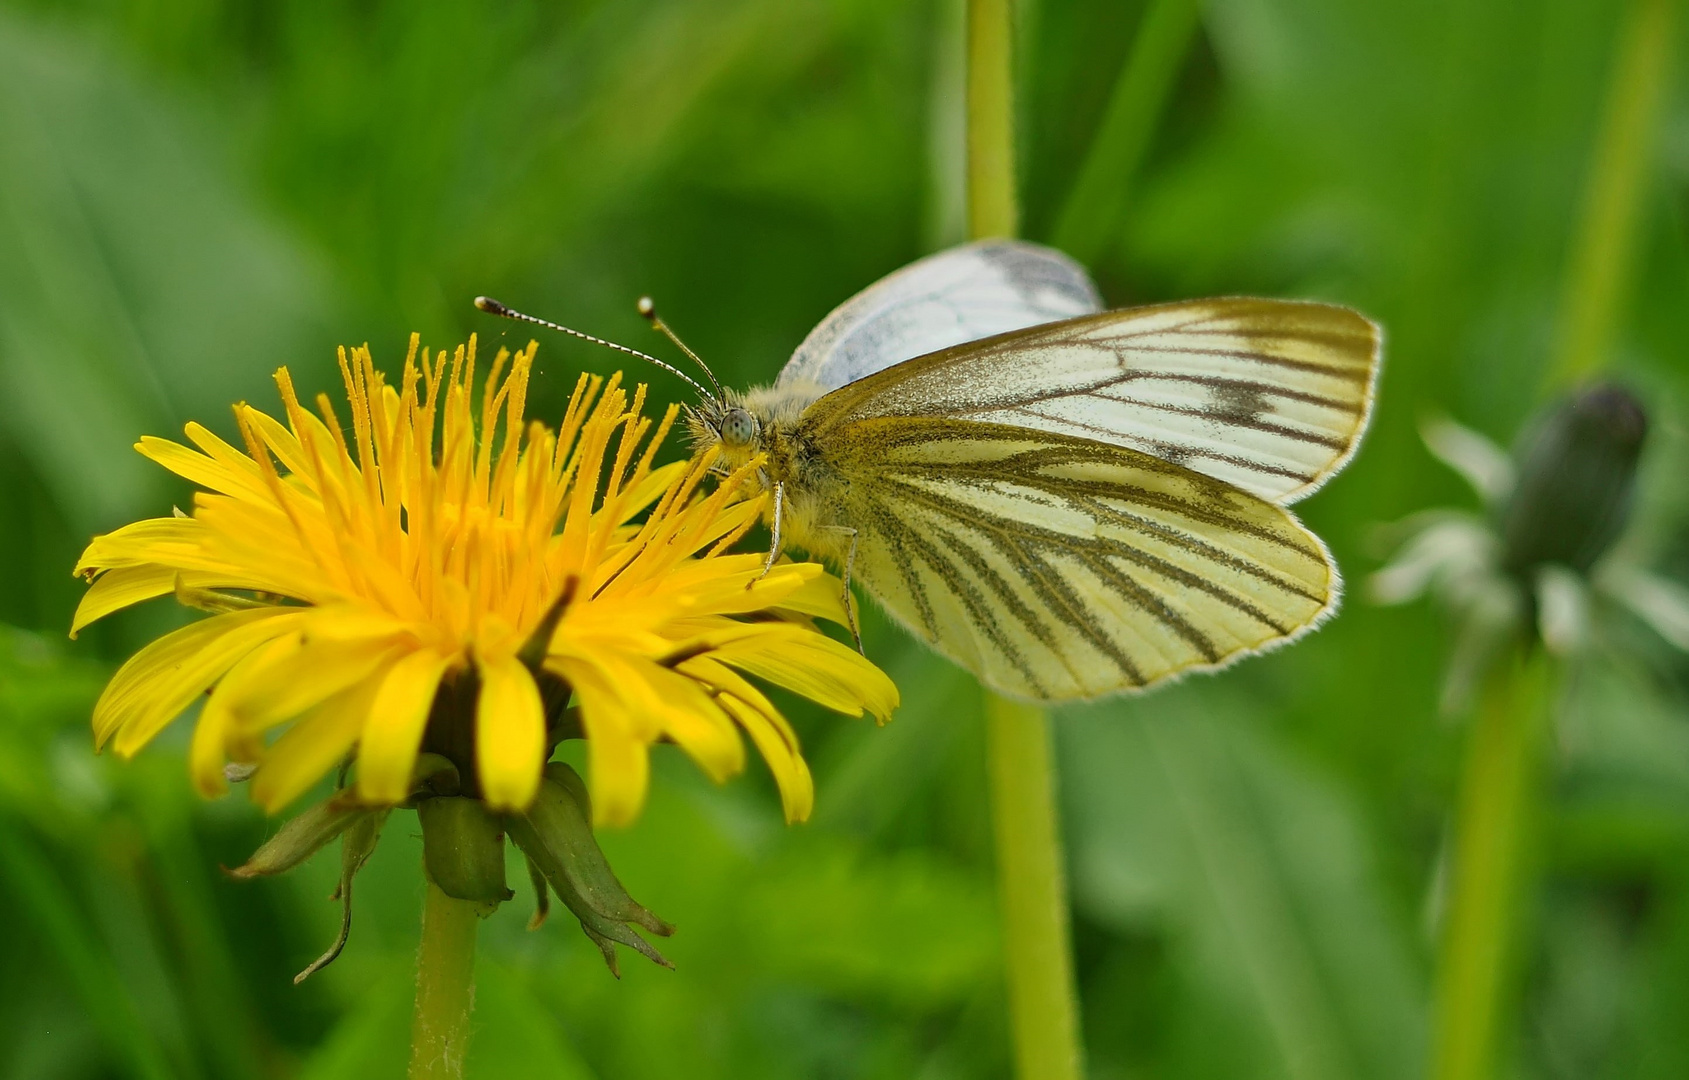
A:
[808, 297, 1379, 505]
[779, 240, 1102, 392]
[829, 418, 1334, 701]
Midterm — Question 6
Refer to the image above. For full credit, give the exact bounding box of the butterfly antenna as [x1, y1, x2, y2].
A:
[473, 296, 715, 402]
[637, 297, 725, 402]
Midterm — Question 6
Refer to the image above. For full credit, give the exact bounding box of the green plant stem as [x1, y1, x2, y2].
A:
[966, 4, 1084, 1075]
[966, 0, 1017, 239]
[409, 879, 480, 1080]
[1051, 0, 1200, 263]
[986, 695, 1086, 1080]
[1548, 0, 1677, 389]
[1431, 4, 1675, 1072]
[1430, 647, 1553, 1080]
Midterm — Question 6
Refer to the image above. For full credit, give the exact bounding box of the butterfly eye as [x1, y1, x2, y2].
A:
[720, 408, 758, 447]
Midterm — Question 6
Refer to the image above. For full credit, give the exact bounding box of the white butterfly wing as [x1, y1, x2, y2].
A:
[779, 239, 1103, 392]
[807, 297, 1380, 505]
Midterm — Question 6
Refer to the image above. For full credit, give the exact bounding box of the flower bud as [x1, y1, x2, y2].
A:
[1499, 384, 1646, 577]
[418, 796, 512, 913]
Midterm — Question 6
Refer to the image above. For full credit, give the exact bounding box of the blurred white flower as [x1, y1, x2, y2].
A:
[1372, 386, 1688, 713]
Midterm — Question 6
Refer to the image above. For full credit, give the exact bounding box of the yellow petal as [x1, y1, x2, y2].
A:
[356, 648, 454, 804]
[640, 666, 744, 783]
[474, 652, 546, 812]
[676, 496, 764, 554]
[181, 421, 272, 490]
[565, 664, 650, 827]
[619, 459, 688, 517]
[251, 676, 382, 812]
[678, 655, 810, 818]
[220, 629, 403, 735]
[136, 435, 267, 501]
[769, 570, 853, 625]
[76, 517, 212, 575]
[71, 566, 213, 637]
[77, 510, 301, 601]
[296, 607, 417, 643]
[243, 407, 318, 480]
[335, 538, 429, 624]
[564, 652, 743, 774]
[585, 730, 649, 829]
[711, 627, 899, 721]
[617, 557, 822, 618]
[97, 608, 307, 756]
[718, 694, 813, 823]
[190, 632, 302, 796]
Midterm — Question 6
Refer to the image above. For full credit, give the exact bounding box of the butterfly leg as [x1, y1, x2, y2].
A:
[750, 481, 786, 588]
[823, 525, 863, 655]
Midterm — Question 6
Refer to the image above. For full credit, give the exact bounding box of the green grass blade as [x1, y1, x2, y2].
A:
[1050, 0, 1201, 265]
[0, 818, 177, 1080]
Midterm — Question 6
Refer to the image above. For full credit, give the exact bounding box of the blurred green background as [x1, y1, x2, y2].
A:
[1, 1, 1687, 1078]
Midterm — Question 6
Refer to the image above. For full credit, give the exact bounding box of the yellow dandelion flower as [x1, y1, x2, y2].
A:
[73, 335, 897, 825]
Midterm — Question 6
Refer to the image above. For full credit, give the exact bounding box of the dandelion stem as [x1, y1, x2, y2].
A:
[966, 3, 1085, 1075]
[1430, 647, 1553, 1080]
[1548, 0, 1677, 389]
[409, 879, 479, 1080]
[986, 695, 1086, 1080]
[966, 0, 1018, 240]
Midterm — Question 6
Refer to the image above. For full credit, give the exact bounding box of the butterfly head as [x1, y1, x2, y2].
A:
[687, 393, 763, 469]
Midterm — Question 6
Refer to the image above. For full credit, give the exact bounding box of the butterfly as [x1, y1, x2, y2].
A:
[479, 239, 1380, 702]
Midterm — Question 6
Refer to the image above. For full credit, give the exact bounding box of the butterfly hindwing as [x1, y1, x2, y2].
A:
[824, 417, 1335, 701]
[808, 297, 1380, 505]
